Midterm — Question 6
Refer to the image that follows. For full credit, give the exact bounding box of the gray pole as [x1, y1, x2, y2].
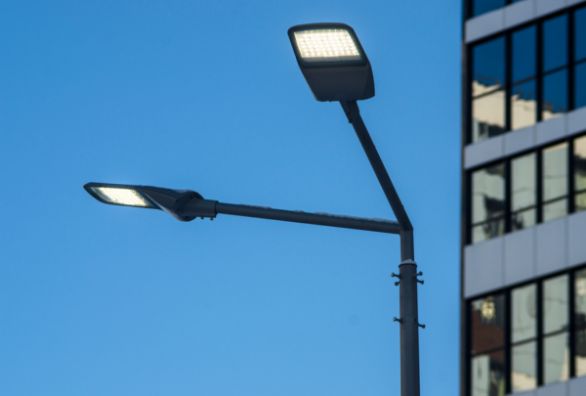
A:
[341, 101, 421, 396]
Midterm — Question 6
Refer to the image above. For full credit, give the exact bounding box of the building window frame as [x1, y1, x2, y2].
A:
[466, 132, 586, 245]
[466, 266, 585, 395]
[467, 5, 586, 145]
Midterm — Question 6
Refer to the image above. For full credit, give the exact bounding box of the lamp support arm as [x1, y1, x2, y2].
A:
[181, 199, 401, 235]
[340, 100, 414, 261]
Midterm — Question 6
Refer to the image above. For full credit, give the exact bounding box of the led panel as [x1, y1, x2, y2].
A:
[293, 28, 362, 63]
[90, 186, 152, 207]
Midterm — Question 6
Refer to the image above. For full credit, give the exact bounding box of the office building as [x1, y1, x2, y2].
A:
[461, 1, 586, 395]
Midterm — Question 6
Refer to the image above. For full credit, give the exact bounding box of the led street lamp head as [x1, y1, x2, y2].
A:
[84, 182, 217, 222]
[288, 23, 374, 102]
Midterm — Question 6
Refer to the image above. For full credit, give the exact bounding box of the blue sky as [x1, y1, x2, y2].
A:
[0, 1, 461, 395]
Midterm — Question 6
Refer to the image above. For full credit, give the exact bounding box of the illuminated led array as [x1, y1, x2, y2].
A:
[293, 28, 362, 62]
[91, 186, 151, 207]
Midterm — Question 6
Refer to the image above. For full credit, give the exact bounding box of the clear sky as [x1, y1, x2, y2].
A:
[0, 1, 461, 395]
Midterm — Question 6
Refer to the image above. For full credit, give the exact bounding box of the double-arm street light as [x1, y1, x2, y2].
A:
[84, 23, 422, 396]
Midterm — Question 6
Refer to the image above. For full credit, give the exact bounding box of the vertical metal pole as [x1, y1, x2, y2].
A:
[341, 100, 421, 396]
[399, 255, 421, 396]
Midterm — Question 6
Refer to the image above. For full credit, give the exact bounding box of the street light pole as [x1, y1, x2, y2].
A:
[341, 100, 420, 396]
[85, 22, 423, 396]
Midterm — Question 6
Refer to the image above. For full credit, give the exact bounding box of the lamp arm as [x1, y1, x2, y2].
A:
[180, 198, 401, 235]
[340, 100, 414, 261]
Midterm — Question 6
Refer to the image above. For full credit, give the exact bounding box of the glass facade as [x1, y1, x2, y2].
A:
[467, 135, 586, 244]
[467, 268, 586, 394]
[464, 4, 586, 396]
[468, 7, 586, 143]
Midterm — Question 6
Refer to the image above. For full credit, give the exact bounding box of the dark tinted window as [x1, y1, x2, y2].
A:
[512, 26, 536, 82]
[543, 15, 568, 72]
[473, 38, 506, 96]
[576, 62, 586, 109]
[471, 0, 506, 18]
[542, 70, 568, 120]
[576, 7, 586, 62]
[511, 80, 537, 130]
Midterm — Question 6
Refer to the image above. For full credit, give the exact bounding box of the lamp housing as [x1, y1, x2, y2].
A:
[84, 182, 216, 221]
[288, 23, 374, 102]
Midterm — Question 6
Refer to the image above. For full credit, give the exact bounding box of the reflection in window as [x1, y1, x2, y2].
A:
[575, 136, 586, 211]
[543, 15, 568, 72]
[577, 328, 586, 377]
[512, 284, 537, 343]
[511, 153, 536, 230]
[511, 80, 537, 130]
[576, 7, 586, 62]
[543, 276, 570, 384]
[512, 26, 536, 83]
[576, 269, 586, 330]
[544, 333, 569, 384]
[542, 70, 568, 120]
[512, 342, 537, 392]
[472, 351, 506, 396]
[543, 143, 568, 221]
[471, 295, 506, 354]
[472, 163, 505, 242]
[543, 275, 569, 334]
[473, 91, 506, 142]
[472, 38, 505, 97]
[576, 62, 586, 110]
[575, 270, 586, 377]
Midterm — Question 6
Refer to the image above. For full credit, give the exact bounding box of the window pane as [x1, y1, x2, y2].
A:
[472, 38, 505, 97]
[512, 26, 536, 82]
[511, 153, 536, 230]
[471, 0, 506, 18]
[576, 269, 586, 329]
[472, 91, 506, 142]
[511, 80, 537, 130]
[543, 199, 568, 222]
[512, 342, 537, 392]
[471, 295, 506, 354]
[512, 284, 537, 343]
[576, 62, 586, 110]
[575, 136, 586, 210]
[544, 333, 570, 384]
[542, 69, 568, 120]
[473, 219, 506, 243]
[472, 163, 506, 224]
[471, 350, 506, 396]
[577, 328, 586, 377]
[543, 275, 569, 334]
[543, 143, 568, 221]
[543, 15, 568, 72]
[576, 7, 586, 62]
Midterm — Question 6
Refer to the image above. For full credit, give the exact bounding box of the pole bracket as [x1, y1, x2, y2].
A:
[391, 272, 401, 286]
